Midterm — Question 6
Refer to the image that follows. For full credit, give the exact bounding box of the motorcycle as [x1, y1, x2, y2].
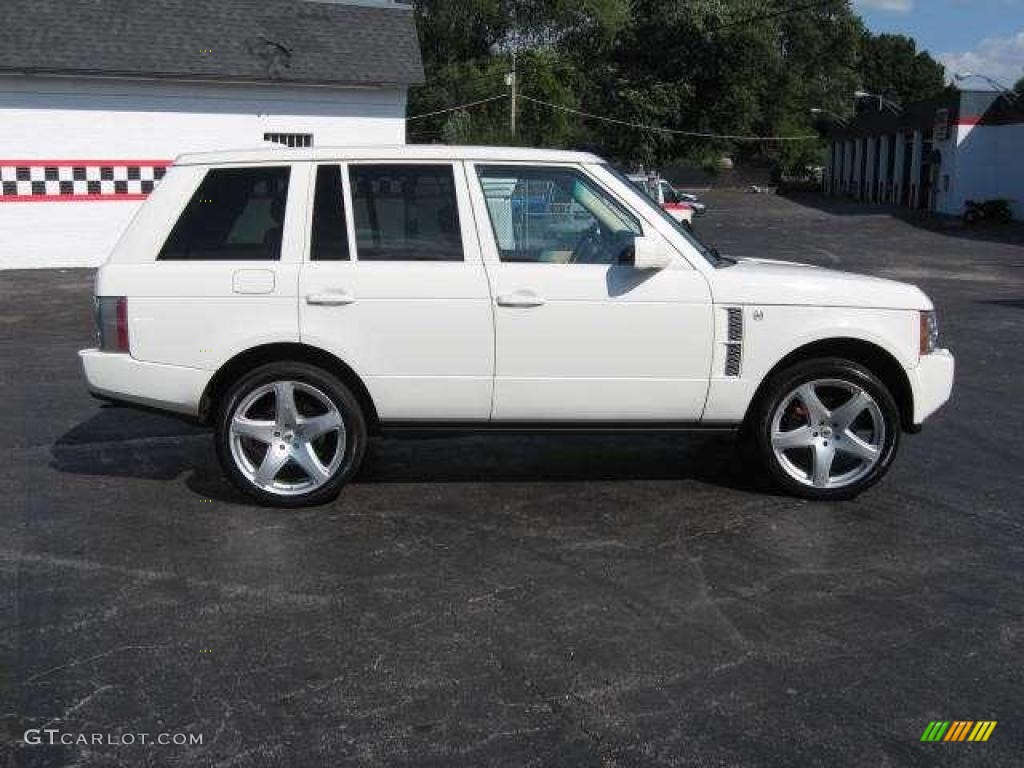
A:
[963, 199, 1013, 225]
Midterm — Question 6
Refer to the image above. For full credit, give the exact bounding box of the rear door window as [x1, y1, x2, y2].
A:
[348, 164, 464, 262]
[159, 167, 291, 261]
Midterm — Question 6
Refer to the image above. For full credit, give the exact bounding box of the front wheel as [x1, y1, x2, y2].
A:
[751, 358, 901, 500]
[215, 362, 367, 507]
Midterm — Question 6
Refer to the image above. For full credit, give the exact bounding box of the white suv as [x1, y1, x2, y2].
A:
[81, 145, 954, 506]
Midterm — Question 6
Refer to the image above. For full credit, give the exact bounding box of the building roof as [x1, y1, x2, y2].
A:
[827, 89, 1023, 139]
[174, 145, 604, 166]
[0, 0, 424, 88]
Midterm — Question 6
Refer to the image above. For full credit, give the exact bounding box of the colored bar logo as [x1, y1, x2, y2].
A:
[920, 721, 997, 742]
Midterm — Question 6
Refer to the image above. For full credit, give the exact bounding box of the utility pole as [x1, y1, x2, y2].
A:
[506, 51, 517, 139]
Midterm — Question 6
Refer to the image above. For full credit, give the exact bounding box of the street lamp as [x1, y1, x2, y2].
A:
[854, 90, 902, 113]
[953, 72, 1018, 102]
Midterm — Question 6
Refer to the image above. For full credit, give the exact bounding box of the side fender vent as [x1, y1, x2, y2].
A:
[724, 308, 743, 377]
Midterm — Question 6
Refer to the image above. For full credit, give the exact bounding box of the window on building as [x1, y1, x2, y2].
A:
[159, 167, 291, 261]
[311, 165, 349, 261]
[349, 164, 463, 262]
[264, 133, 313, 149]
[476, 165, 641, 265]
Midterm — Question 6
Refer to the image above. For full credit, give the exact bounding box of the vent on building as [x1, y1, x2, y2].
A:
[724, 307, 743, 377]
[264, 133, 313, 148]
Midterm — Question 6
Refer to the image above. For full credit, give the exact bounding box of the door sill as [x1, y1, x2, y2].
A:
[379, 420, 740, 437]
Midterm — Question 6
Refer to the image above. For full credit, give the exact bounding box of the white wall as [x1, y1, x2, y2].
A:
[0, 75, 408, 268]
[944, 122, 1024, 220]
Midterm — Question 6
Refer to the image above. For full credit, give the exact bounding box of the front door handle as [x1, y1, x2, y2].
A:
[306, 291, 356, 306]
[496, 292, 546, 308]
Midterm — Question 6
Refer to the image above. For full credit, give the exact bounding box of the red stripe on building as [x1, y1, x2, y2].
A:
[0, 160, 172, 167]
[0, 194, 151, 203]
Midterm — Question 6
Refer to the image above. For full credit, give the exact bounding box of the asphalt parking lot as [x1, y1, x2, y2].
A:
[3, 191, 1024, 767]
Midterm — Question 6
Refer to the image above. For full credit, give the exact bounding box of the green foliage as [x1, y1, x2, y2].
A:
[408, 0, 948, 171]
[857, 33, 946, 107]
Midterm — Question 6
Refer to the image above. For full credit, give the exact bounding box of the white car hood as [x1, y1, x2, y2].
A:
[710, 257, 932, 311]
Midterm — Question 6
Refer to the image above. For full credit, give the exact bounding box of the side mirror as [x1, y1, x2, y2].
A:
[630, 234, 674, 270]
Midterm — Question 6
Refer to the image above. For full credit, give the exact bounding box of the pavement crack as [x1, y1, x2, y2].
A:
[39, 684, 116, 729]
[2, 549, 343, 613]
[25, 647, 164, 684]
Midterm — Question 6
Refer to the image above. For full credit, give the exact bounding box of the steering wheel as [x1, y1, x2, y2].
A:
[572, 224, 636, 266]
[570, 223, 605, 264]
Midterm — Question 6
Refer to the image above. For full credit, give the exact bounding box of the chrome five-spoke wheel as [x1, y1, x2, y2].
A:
[228, 380, 347, 497]
[770, 378, 885, 490]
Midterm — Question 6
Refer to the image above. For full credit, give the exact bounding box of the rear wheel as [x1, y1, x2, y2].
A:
[752, 358, 900, 500]
[215, 362, 367, 507]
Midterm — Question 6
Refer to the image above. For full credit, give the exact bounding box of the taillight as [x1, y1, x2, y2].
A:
[96, 296, 130, 353]
[919, 310, 939, 355]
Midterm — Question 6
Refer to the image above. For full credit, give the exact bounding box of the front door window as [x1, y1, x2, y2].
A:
[475, 166, 641, 266]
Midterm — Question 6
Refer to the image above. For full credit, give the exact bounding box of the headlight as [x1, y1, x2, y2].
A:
[920, 310, 939, 355]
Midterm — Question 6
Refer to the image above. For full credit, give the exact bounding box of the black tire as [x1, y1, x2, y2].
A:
[215, 362, 367, 508]
[750, 358, 901, 501]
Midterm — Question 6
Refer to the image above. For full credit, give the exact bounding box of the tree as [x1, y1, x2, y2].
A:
[407, 0, 629, 146]
[857, 33, 945, 108]
[406, 0, 947, 176]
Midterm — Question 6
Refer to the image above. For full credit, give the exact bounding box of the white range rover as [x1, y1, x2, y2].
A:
[81, 146, 954, 507]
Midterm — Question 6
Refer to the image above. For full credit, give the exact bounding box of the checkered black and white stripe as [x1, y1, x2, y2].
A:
[0, 163, 169, 200]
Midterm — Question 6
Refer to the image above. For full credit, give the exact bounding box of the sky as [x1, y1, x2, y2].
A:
[853, 0, 1024, 89]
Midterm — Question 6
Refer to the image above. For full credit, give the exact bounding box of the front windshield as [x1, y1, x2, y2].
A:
[660, 182, 681, 204]
[602, 164, 726, 267]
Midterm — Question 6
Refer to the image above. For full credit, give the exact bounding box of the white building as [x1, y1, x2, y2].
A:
[0, 0, 423, 268]
[822, 89, 1024, 221]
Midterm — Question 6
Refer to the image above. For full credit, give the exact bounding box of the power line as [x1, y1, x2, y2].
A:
[406, 92, 821, 141]
[519, 95, 819, 141]
[406, 93, 508, 122]
[714, 0, 843, 31]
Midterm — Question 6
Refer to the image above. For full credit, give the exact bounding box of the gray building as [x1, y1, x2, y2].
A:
[823, 90, 1023, 220]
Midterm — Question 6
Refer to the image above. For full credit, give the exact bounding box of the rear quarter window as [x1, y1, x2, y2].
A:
[159, 166, 291, 261]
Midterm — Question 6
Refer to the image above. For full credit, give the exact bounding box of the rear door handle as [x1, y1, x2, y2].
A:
[496, 292, 546, 308]
[306, 291, 356, 306]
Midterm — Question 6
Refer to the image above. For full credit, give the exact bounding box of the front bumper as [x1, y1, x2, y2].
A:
[80, 349, 212, 418]
[909, 348, 955, 425]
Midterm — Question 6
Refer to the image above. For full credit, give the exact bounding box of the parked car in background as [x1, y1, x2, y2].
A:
[675, 189, 707, 216]
[81, 145, 954, 507]
[626, 173, 696, 227]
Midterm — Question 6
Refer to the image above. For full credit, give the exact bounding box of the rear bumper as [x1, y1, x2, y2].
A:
[80, 349, 212, 418]
[910, 348, 955, 425]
